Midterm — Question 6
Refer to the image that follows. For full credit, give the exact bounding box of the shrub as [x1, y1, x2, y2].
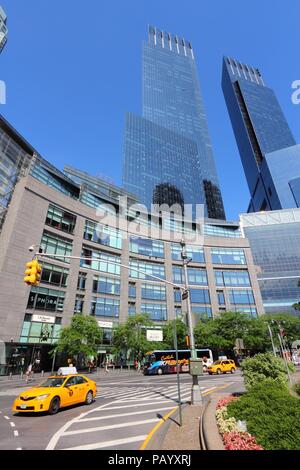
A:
[241, 352, 295, 389]
[293, 381, 300, 397]
[227, 378, 300, 450]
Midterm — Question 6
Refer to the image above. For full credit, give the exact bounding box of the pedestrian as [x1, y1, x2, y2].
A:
[67, 358, 74, 367]
[105, 358, 109, 373]
[25, 363, 33, 383]
[134, 359, 138, 371]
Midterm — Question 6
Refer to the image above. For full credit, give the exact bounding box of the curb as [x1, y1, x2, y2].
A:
[141, 404, 186, 450]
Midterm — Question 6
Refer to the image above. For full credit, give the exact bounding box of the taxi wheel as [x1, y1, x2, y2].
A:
[231, 368, 235, 374]
[48, 397, 60, 415]
[216, 369, 221, 375]
[85, 390, 94, 405]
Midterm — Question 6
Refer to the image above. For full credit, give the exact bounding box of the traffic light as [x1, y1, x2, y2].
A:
[24, 259, 42, 286]
[185, 335, 190, 347]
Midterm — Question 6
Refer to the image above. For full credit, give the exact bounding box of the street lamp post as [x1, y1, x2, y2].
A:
[267, 323, 276, 357]
[180, 239, 203, 405]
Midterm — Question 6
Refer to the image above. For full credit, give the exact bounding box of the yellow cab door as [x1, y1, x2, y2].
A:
[222, 361, 230, 372]
[61, 376, 80, 406]
[74, 375, 90, 402]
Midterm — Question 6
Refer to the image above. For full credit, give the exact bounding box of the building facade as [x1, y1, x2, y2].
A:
[0, 118, 264, 374]
[123, 26, 225, 220]
[240, 209, 300, 315]
[222, 56, 300, 213]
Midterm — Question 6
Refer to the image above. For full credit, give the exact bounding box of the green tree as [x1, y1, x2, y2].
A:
[261, 313, 300, 350]
[161, 319, 188, 349]
[111, 314, 161, 362]
[53, 315, 103, 359]
[194, 311, 271, 354]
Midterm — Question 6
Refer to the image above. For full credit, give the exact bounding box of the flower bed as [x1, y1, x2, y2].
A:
[215, 395, 264, 450]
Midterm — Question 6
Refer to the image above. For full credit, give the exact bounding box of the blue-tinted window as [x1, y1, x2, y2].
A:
[190, 289, 210, 304]
[130, 259, 165, 281]
[215, 270, 251, 287]
[130, 236, 164, 258]
[141, 303, 167, 321]
[92, 276, 120, 295]
[81, 247, 120, 275]
[40, 232, 72, 264]
[128, 283, 136, 298]
[141, 284, 166, 301]
[229, 290, 255, 305]
[90, 297, 119, 318]
[172, 266, 207, 285]
[84, 220, 122, 249]
[217, 291, 225, 305]
[171, 243, 205, 262]
[211, 248, 246, 265]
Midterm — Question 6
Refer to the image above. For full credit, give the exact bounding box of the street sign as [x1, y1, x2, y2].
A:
[235, 338, 244, 350]
[98, 321, 113, 329]
[32, 314, 55, 324]
[146, 329, 163, 342]
[182, 290, 189, 300]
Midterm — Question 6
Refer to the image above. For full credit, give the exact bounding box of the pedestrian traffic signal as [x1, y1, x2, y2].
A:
[24, 259, 42, 286]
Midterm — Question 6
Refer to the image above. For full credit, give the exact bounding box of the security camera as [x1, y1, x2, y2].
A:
[28, 245, 35, 252]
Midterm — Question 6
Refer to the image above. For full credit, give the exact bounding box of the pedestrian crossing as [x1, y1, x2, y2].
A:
[46, 382, 219, 450]
[97, 383, 203, 401]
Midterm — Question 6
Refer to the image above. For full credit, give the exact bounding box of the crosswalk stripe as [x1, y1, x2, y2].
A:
[62, 434, 148, 450]
[92, 399, 178, 411]
[77, 406, 175, 423]
[63, 418, 159, 436]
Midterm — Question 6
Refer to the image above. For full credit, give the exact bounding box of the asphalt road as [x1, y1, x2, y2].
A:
[0, 371, 243, 450]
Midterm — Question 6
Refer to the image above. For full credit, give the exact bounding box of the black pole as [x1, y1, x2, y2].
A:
[173, 320, 182, 426]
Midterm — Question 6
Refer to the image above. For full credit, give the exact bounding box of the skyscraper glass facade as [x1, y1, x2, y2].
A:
[222, 56, 300, 213]
[240, 209, 300, 315]
[123, 26, 225, 220]
[0, 7, 7, 53]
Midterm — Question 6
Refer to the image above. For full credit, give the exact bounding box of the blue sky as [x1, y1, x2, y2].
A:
[1, 0, 299, 220]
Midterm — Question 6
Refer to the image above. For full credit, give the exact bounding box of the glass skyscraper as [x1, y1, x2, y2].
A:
[0, 6, 7, 53]
[222, 56, 300, 213]
[123, 26, 225, 220]
[240, 209, 300, 315]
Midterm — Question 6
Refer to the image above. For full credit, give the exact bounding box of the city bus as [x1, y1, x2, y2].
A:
[143, 349, 213, 375]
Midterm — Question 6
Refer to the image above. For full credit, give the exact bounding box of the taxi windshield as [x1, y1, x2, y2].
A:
[38, 377, 65, 388]
[213, 360, 221, 365]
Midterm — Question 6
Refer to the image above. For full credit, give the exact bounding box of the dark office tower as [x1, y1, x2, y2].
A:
[123, 26, 226, 220]
[222, 56, 300, 213]
[153, 182, 184, 213]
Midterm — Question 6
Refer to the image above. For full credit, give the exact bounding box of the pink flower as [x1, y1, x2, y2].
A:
[216, 395, 238, 409]
[223, 431, 264, 451]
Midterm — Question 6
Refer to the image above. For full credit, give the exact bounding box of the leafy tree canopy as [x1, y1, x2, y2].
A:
[53, 315, 103, 358]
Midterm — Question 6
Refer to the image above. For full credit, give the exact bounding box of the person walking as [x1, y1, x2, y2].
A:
[25, 363, 33, 383]
[105, 357, 109, 374]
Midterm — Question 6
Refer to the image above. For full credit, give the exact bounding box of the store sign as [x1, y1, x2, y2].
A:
[146, 329, 163, 342]
[98, 321, 113, 329]
[32, 314, 55, 324]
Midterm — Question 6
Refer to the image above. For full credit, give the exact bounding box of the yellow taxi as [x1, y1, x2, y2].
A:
[207, 359, 236, 375]
[12, 374, 97, 415]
